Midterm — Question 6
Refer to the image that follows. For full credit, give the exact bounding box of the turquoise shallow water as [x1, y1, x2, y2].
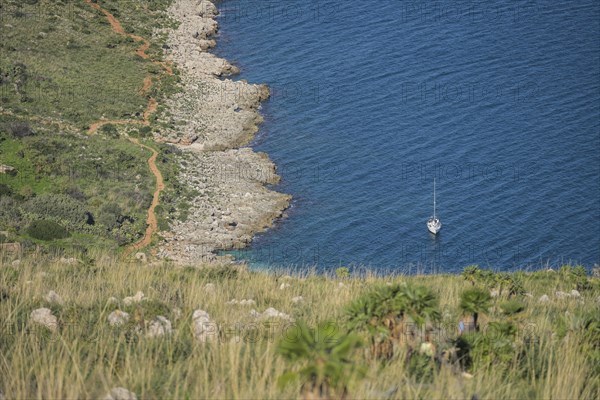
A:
[214, 0, 600, 273]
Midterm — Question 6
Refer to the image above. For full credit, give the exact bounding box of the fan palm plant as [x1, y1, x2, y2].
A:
[346, 284, 440, 359]
[345, 285, 401, 359]
[398, 284, 441, 328]
[459, 288, 492, 332]
[277, 321, 363, 400]
[462, 265, 481, 286]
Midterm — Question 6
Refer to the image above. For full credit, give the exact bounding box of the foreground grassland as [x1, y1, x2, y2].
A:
[0, 255, 598, 399]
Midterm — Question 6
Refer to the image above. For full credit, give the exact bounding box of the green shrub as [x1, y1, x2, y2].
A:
[139, 126, 152, 137]
[0, 183, 13, 196]
[98, 202, 123, 230]
[6, 121, 34, 138]
[460, 288, 491, 332]
[26, 219, 70, 241]
[277, 321, 364, 399]
[100, 124, 119, 138]
[24, 193, 89, 228]
[0, 197, 23, 228]
[499, 300, 526, 316]
[407, 352, 436, 382]
[462, 265, 481, 285]
[335, 267, 349, 279]
[346, 283, 439, 359]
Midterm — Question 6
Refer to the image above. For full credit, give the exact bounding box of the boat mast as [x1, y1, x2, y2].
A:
[433, 178, 436, 220]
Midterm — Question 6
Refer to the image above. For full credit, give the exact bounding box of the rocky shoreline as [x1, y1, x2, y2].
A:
[157, 0, 291, 264]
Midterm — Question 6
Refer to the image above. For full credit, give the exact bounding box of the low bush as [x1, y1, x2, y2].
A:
[26, 219, 70, 241]
[23, 193, 89, 229]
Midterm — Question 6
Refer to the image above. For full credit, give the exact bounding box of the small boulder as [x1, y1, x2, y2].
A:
[291, 296, 304, 304]
[102, 387, 137, 400]
[539, 295, 550, 303]
[107, 297, 119, 305]
[227, 299, 256, 306]
[193, 309, 216, 342]
[490, 289, 499, 298]
[11, 259, 21, 267]
[172, 307, 182, 321]
[196, 0, 218, 18]
[30, 308, 58, 332]
[108, 310, 130, 326]
[259, 307, 292, 321]
[123, 291, 144, 306]
[555, 291, 568, 299]
[204, 283, 216, 293]
[44, 290, 64, 306]
[0, 164, 16, 175]
[135, 253, 147, 263]
[419, 342, 435, 357]
[146, 316, 172, 338]
[279, 283, 291, 290]
[60, 257, 79, 265]
[570, 289, 581, 298]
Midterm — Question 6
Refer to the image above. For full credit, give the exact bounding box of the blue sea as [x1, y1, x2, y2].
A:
[214, 0, 600, 273]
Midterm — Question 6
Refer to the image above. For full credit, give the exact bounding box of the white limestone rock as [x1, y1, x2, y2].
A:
[30, 308, 58, 332]
[102, 387, 137, 400]
[123, 291, 145, 306]
[146, 316, 172, 338]
[108, 310, 130, 327]
[44, 290, 64, 306]
[193, 309, 216, 342]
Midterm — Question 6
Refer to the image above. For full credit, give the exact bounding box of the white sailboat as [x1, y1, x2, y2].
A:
[427, 178, 442, 234]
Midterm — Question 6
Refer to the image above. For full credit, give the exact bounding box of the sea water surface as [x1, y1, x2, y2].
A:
[214, 0, 600, 273]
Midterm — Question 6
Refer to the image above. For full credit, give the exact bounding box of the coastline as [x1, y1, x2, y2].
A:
[157, 0, 291, 264]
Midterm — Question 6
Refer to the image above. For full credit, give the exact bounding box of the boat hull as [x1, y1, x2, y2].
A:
[427, 218, 441, 234]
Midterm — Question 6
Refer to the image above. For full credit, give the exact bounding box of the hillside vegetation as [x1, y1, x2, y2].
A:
[0, 0, 190, 253]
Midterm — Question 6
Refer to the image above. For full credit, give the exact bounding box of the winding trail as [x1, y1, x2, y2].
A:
[123, 139, 165, 256]
[83, 0, 171, 255]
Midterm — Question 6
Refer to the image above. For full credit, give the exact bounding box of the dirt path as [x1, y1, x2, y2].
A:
[84, 0, 172, 135]
[84, 0, 171, 255]
[124, 139, 165, 256]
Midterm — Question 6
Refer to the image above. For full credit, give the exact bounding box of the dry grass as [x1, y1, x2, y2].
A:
[0, 251, 598, 399]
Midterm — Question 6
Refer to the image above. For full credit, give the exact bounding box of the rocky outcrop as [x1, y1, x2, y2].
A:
[157, 0, 291, 264]
[159, 149, 290, 263]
